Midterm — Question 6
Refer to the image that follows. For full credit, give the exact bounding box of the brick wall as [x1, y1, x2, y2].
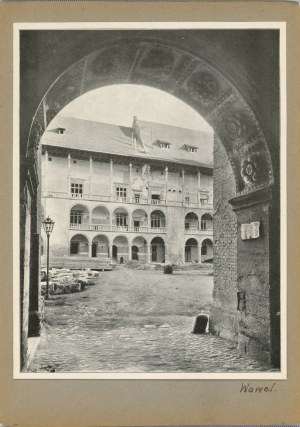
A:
[210, 135, 238, 341]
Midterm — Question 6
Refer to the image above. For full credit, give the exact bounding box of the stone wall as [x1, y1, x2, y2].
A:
[210, 136, 238, 342]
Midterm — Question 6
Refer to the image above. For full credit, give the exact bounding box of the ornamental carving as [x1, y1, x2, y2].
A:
[140, 48, 174, 73]
[92, 48, 119, 75]
[222, 111, 247, 141]
[30, 120, 44, 151]
[46, 74, 77, 125]
[241, 153, 267, 186]
[186, 71, 219, 104]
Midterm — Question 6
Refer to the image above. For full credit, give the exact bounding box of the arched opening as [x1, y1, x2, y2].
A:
[150, 210, 166, 232]
[92, 234, 109, 258]
[70, 204, 90, 230]
[185, 212, 199, 233]
[20, 30, 281, 369]
[131, 236, 147, 262]
[113, 207, 129, 231]
[201, 213, 213, 231]
[185, 238, 199, 263]
[91, 206, 110, 231]
[132, 209, 148, 232]
[113, 235, 129, 263]
[70, 234, 89, 256]
[151, 237, 165, 263]
[201, 238, 213, 263]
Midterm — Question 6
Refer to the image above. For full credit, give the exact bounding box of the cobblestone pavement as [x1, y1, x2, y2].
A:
[29, 267, 274, 373]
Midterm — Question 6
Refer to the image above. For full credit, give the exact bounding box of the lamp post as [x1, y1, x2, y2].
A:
[42, 216, 55, 300]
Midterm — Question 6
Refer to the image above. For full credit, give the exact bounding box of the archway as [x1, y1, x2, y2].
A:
[201, 238, 213, 263]
[151, 237, 165, 263]
[113, 207, 129, 231]
[70, 234, 89, 256]
[185, 212, 199, 233]
[150, 210, 166, 231]
[132, 236, 147, 262]
[132, 209, 148, 232]
[185, 238, 199, 263]
[92, 234, 109, 258]
[201, 213, 213, 231]
[91, 206, 110, 231]
[20, 30, 280, 368]
[70, 204, 90, 230]
[113, 235, 129, 263]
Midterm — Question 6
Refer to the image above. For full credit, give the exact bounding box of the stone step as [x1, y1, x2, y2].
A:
[41, 256, 112, 271]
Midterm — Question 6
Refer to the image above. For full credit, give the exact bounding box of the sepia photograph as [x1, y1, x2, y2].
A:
[14, 22, 286, 378]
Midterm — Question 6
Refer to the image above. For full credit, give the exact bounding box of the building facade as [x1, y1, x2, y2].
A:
[41, 116, 213, 266]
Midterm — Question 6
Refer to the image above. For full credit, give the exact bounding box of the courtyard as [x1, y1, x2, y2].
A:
[28, 267, 274, 373]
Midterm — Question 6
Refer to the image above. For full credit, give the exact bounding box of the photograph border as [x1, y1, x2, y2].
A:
[13, 21, 287, 381]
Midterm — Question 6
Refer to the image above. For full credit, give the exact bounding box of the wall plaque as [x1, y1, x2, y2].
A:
[241, 221, 260, 240]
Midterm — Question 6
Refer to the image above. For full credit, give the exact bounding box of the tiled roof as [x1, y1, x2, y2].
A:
[41, 115, 213, 169]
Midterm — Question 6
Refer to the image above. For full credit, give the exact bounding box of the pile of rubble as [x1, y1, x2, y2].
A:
[40, 268, 101, 296]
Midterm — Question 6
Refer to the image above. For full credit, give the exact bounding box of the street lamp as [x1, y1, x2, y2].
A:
[42, 216, 55, 300]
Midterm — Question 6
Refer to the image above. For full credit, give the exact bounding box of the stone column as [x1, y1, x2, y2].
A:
[147, 244, 151, 263]
[129, 245, 132, 261]
[182, 169, 185, 205]
[198, 171, 201, 207]
[129, 163, 132, 201]
[89, 156, 93, 198]
[88, 243, 92, 258]
[110, 159, 113, 200]
[164, 244, 168, 263]
[109, 244, 113, 261]
[68, 154, 71, 197]
[165, 166, 168, 204]
[68, 243, 70, 256]
[148, 165, 151, 203]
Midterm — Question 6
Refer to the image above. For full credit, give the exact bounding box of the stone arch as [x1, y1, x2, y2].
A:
[69, 204, 90, 229]
[185, 212, 199, 232]
[201, 213, 213, 231]
[91, 205, 110, 231]
[151, 236, 165, 264]
[201, 238, 213, 263]
[112, 235, 129, 263]
[131, 236, 148, 262]
[113, 207, 129, 229]
[185, 238, 199, 263]
[92, 234, 109, 258]
[29, 36, 274, 196]
[69, 233, 89, 256]
[150, 209, 166, 230]
[132, 209, 148, 231]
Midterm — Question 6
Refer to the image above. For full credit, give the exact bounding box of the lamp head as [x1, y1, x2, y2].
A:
[42, 216, 55, 236]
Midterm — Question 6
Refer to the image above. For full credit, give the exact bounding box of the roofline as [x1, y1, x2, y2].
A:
[42, 143, 213, 173]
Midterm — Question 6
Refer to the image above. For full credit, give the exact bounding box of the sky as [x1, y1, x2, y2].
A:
[61, 84, 213, 133]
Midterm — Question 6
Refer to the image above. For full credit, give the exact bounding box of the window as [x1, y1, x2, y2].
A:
[186, 145, 199, 153]
[185, 196, 190, 204]
[151, 215, 161, 228]
[151, 194, 160, 204]
[116, 213, 128, 227]
[134, 194, 140, 203]
[71, 183, 83, 196]
[116, 187, 127, 198]
[70, 210, 83, 225]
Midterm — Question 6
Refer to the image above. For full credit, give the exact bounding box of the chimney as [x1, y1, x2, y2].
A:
[58, 127, 65, 135]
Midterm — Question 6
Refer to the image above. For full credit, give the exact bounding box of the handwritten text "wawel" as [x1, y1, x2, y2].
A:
[240, 382, 277, 393]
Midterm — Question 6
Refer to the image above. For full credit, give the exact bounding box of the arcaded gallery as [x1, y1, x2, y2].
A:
[41, 115, 213, 268]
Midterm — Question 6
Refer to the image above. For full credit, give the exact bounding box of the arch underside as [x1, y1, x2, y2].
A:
[31, 37, 274, 196]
